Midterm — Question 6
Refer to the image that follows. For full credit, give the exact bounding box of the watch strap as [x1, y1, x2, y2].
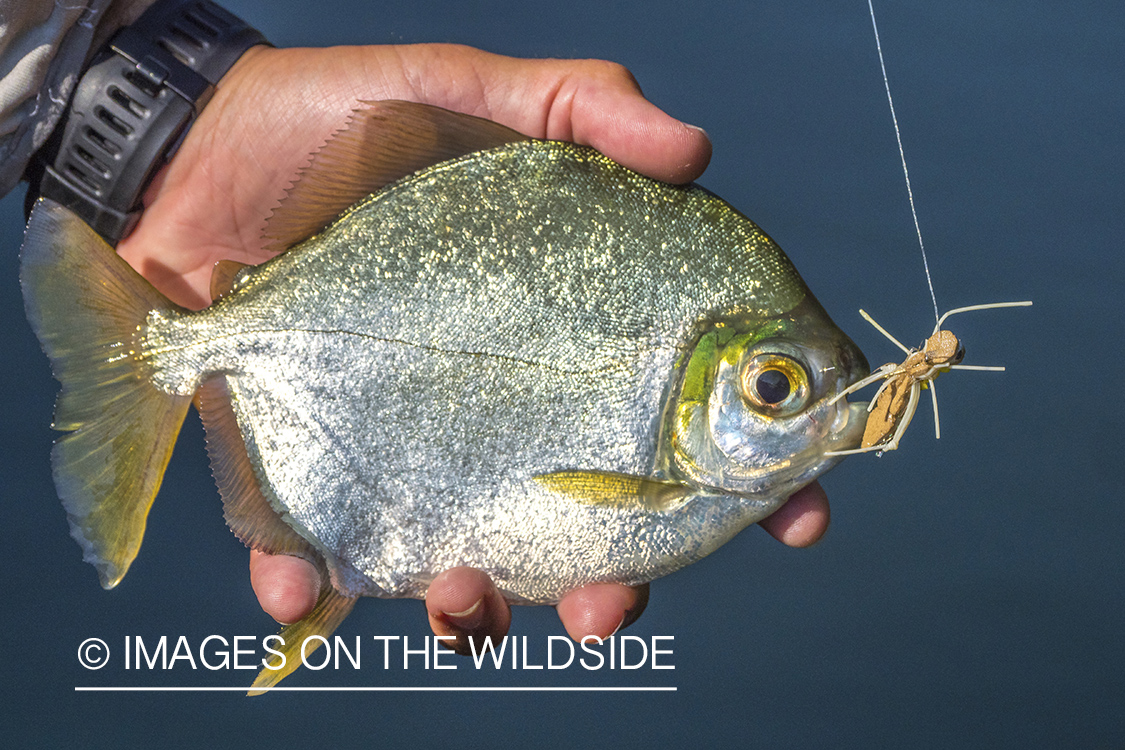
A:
[33, 0, 268, 244]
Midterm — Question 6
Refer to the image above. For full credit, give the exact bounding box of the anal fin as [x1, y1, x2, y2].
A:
[195, 377, 316, 559]
[195, 377, 357, 694]
[534, 471, 692, 513]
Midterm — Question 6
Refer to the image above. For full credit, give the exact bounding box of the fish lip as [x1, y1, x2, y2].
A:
[815, 332, 870, 456]
[749, 399, 868, 497]
[820, 400, 869, 455]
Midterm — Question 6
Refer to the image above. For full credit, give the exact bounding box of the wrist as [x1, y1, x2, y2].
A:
[30, 0, 269, 245]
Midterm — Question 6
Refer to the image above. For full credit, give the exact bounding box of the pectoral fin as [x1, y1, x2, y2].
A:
[249, 579, 357, 695]
[534, 471, 692, 513]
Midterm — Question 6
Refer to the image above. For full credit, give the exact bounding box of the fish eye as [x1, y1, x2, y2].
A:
[755, 368, 791, 403]
[740, 353, 811, 416]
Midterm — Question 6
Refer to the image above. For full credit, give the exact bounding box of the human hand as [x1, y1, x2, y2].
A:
[113, 42, 829, 645]
[425, 481, 829, 651]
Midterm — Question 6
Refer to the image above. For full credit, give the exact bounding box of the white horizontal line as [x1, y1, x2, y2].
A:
[75, 686, 676, 692]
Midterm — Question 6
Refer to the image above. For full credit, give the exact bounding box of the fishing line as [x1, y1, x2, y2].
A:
[867, 0, 941, 325]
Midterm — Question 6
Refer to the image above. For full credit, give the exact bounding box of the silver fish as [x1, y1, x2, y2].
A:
[20, 101, 868, 690]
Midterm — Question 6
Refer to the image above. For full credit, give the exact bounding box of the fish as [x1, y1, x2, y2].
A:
[20, 101, 870, 691]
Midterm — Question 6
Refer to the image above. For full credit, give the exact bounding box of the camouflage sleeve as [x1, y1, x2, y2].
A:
[0, 0, 156, 198]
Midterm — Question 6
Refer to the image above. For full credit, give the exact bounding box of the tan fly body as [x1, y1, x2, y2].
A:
[824, 301, 1031, 456]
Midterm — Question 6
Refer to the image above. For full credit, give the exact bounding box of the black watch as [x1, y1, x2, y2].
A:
[28, 0, 269, 245]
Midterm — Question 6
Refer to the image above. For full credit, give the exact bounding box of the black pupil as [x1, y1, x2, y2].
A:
[756, 369, 791, 404]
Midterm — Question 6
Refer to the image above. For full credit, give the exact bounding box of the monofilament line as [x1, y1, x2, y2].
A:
[867, 0, 941, 324]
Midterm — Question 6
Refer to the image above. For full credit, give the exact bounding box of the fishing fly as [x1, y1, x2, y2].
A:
[827, 2, 1032, 457]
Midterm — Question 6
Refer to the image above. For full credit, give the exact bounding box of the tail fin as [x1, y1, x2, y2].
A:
[20, 199, 192, 589]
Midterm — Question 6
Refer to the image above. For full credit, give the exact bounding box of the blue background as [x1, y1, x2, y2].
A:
[3, 1, 1121, 746]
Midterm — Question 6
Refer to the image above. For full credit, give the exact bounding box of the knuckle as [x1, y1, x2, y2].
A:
[580, 58, 639, 87]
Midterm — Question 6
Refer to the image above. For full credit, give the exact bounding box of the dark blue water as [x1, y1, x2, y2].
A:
[3, 1, 1121, 746]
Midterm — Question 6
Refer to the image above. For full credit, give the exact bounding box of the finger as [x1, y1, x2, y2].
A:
[248, 550, 321, 625]
[544, 63, 712, 185]
[758, 480, 831, 548]
[556, 582, 649, 641]
[469, 51, 714, 183]
[425, 567, 511, 655]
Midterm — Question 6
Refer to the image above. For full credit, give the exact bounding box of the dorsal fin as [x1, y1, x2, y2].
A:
[208, 260, 249, 302]
[262, 100, 531, 251]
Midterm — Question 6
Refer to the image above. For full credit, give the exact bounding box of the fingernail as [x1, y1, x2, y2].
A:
[609, 613, 627, 637]
[685, 123, 708, 137]
[441, 597, 484, 630]
[618, 584, 649, 633]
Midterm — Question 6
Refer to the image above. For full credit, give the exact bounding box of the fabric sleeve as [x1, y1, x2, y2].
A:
[0, 0, 156, 198]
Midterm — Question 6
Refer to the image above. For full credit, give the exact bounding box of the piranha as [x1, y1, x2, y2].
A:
[21, 101, 869, 691]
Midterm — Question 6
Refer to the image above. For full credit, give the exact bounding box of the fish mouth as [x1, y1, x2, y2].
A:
[750, 398, 868, 499]
[821, 400, 869, 456]
[816, 329, 870, 457]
